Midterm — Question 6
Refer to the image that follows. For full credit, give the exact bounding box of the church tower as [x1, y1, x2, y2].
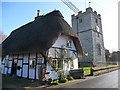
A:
[72, 7, 106, 67]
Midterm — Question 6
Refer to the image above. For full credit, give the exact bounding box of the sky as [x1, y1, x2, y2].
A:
[0, 0, 119, 52]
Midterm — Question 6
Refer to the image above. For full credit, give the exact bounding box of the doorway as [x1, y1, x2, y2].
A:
[11, 59, 18, 76]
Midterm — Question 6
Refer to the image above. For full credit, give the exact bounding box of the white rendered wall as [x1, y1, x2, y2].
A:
[22, 65, 28, 78]
[8, 61, 12, 74]
[52, 35, 76, 50]
[17, 60, 22, 77]
[45, 63, 58, 80]
[22, 54, 28, 78]
[46, 35, 79, 80]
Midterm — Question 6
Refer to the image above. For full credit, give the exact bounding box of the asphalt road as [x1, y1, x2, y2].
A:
[56, 70, 119, 88]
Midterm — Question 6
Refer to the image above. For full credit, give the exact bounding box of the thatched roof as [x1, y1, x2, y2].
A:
[2, 10, 83, 57]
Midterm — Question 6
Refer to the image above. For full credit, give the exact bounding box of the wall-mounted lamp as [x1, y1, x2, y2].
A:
[84, 52, 88, 56]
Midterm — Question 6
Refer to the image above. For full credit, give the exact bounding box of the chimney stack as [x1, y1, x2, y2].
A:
[37, 10, 40, 17]
[35, 10, 40, 20]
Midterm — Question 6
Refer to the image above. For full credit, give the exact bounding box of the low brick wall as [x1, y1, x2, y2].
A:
[92, 65, 120, 76]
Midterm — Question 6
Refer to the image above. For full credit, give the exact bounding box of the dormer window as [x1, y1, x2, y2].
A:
[66, 40, 71, 48]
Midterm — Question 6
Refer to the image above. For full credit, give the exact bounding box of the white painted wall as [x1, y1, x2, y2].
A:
[8, 61, 12, 74]
[45, 63, 58, 80]
[22, 54, 29, 78]
[73, 58, 78, 69]
[17, 60, 22, 77]
[29, 69, 35, 79]
[46, 35, 79, 80]
[22, 65, 28, 78]
[52, 35, 76, 50]
[30, 53, 36, 58]
[23, 54, 28, 63]
[36, 65, 39, 79]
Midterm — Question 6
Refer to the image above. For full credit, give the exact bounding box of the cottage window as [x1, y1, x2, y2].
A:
[29, 59, 36, 69]
[5, 60, 8, 67]
[37, 58, 43, 65]
[52, 59, 62, 69]
[66, 40, 72, 48]
[14, 59, 17, 63]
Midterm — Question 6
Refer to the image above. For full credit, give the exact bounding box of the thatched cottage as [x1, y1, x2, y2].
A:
[1, 10, 83, 81]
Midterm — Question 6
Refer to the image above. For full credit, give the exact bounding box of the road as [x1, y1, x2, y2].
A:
[54, 70, 119, 88]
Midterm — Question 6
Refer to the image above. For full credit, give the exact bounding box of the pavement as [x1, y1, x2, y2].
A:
[49, 70, 119, 88]
[2, 66, 119, 89]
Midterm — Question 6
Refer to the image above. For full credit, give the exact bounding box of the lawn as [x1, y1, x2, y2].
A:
[83, 67, 91, 74]
[79, 67, 91, 74]
[2, 75, 43, 88]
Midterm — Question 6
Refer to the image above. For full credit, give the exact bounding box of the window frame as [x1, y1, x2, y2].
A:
[96, 44, 101, 56]
[66, 40, 72, 48]
[29, 59, 36, 69]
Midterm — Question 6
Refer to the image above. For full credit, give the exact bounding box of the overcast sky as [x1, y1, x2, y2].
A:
[0, 0, 119, 52]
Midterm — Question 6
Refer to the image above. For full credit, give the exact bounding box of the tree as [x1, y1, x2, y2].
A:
[0, 30, 7, 44]
[105, 49, 110, 61]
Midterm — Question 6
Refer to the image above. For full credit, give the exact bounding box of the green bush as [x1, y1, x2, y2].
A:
[80, 76, 86, 79]
[47, 78, 52, 85]
[41, 81, 46, 85]
[67, 76, 74, 80]
[57, 70, 66, 79]
[73, 74, 81, 79]
[51, 80, 59, 85]
[59, 78, 68, 83]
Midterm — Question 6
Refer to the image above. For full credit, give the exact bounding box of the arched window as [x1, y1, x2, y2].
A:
[96, 44, 101, 56]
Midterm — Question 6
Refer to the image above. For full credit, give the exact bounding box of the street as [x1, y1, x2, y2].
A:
[53, 70, 119, 88]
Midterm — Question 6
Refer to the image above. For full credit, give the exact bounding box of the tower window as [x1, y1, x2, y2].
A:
[96, 44, 101, 56]
[95, 18, 98, 23]
[97, 32, 99, 37]
[79, 18, 82, 23]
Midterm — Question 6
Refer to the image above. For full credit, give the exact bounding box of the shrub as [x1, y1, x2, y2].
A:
[67, 76, 74, 80]
[80, 76, 86, 79]
[57, 70, 66, 79]
[51, 80, 59, 85]
[41, 81, 46, 85]
[73, 74, 81, 79]
[59, 78, 68, 83]
[47, 78, 52, 85]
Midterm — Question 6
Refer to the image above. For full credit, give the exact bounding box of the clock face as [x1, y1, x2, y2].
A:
[96, 26, 100, 32]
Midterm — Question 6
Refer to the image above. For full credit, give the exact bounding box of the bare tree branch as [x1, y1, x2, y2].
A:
[0, 30, 7, 44]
